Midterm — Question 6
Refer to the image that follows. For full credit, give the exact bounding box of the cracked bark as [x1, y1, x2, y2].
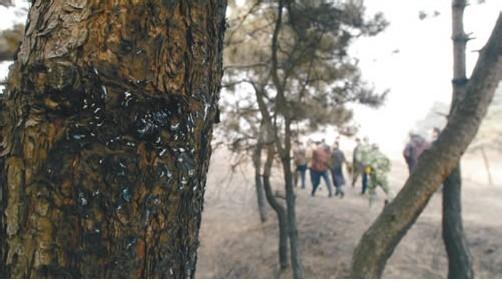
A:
[0, 0, 227, 278]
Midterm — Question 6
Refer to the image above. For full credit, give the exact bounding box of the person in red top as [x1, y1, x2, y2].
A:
[310, 141, 334, 197]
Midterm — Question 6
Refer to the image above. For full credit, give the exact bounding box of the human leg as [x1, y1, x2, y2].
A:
[311, 170, 321, 196]
[321, 170, 334, 197]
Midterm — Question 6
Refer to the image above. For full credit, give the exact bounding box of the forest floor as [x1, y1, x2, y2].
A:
[196, 148, 502, 278]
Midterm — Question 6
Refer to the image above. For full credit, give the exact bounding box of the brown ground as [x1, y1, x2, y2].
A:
[195, 149, 502, 278]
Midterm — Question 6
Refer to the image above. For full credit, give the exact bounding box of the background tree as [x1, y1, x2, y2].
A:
[442, 1, 474, 277]
[0, 24, 23, 63]
[223, 0, 387, 278]
[216, 88, 269, 223]
[0, 1, 227, 278]
[350, 13, 502, 278]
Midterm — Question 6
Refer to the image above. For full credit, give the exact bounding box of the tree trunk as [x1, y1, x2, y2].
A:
[253, 132, 267, 223]
[281, 118, 304, 279]
[442, 166, 473, 278]
[442, 0, 474, 278]
[0, 1, 227, 278]
[350, 13, 502, 278]
[262, 145, 289, 270]
[268, 0, 304, 277]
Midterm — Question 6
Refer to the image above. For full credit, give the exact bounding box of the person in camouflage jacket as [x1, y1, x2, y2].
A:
[354, 137, 371, 194]
[361, 144, 392, 205]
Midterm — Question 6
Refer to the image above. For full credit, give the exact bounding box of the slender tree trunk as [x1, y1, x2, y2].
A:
[281, 118, 304, 279]
[252, 130, 267, 223]
[480, 147, 493, 186]
[442, 166, 473, 278]
[0, 1, 227, 278]
[262, 145, 289, 270]
[268, 0, 304, 278]
[442, 0, 474, 278]
[350, 14, 502, 278]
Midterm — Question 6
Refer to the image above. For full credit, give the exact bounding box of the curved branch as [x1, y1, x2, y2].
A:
[350, 13, 502, 278]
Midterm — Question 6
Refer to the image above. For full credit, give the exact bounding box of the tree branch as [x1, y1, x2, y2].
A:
[350, 13, 502, 278]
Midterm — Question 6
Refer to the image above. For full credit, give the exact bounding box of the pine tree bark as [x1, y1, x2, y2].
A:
[442, 0, 474, 278]
[350, 13, 502, 278]
[0, 0, 227, 278]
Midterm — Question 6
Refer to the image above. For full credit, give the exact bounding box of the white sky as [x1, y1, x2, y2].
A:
[348, 0, 502, 157]
[0, 1, 28, 83]
[1, 1, 502, 158]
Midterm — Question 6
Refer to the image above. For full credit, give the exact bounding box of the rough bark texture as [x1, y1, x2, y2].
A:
[350, 13, 502, 278]
[253, 131, 267, 223]
[262, 145, 289, 270]
[0, 0, 226, 278]
[442, 0, 474, 278]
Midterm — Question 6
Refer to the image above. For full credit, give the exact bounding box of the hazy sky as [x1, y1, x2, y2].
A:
[1, 1, 501, 158]
[348, 0, 502, 156]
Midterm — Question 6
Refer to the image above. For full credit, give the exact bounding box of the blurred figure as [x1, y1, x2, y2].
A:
[403, 132, 430, 174]
[321, 138, 330, 151]
[311, 141, 334, 197]
[431, 127, 441, 143]
[354, 137, 371, 194]
[364, 144, 392, 206]
[351, 138, 363, 188]
[293, 140, 308, 189]
[306, 139, 315, 167]
[330, 142, 347, 198]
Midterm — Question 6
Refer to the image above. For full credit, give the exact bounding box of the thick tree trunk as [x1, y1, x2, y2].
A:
[262, 145, 289, 270]
[350, 13, 502, 278]
[281, 118, 304, 279]
[0, 0, 227, 278]
[442, 0, 474, 278]
[253, 133, 267, 223]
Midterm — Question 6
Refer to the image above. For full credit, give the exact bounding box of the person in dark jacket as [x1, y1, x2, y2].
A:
[330, 142, 347, 198]
[403, 132, 430, 174]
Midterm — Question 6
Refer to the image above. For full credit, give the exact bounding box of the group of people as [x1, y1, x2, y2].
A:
[291, 127, 442, 205]
[292, 137, 392, 204]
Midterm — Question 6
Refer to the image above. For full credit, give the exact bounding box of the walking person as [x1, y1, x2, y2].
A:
[403, 132, 430, 174]
[365, 144, 392, 206]
[330, 142, 347, 198]
[351, 138, 363, 188]
[293, 140, 308, 189]
[355, 137, 371, 194]
[310, 141, 334, 197]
